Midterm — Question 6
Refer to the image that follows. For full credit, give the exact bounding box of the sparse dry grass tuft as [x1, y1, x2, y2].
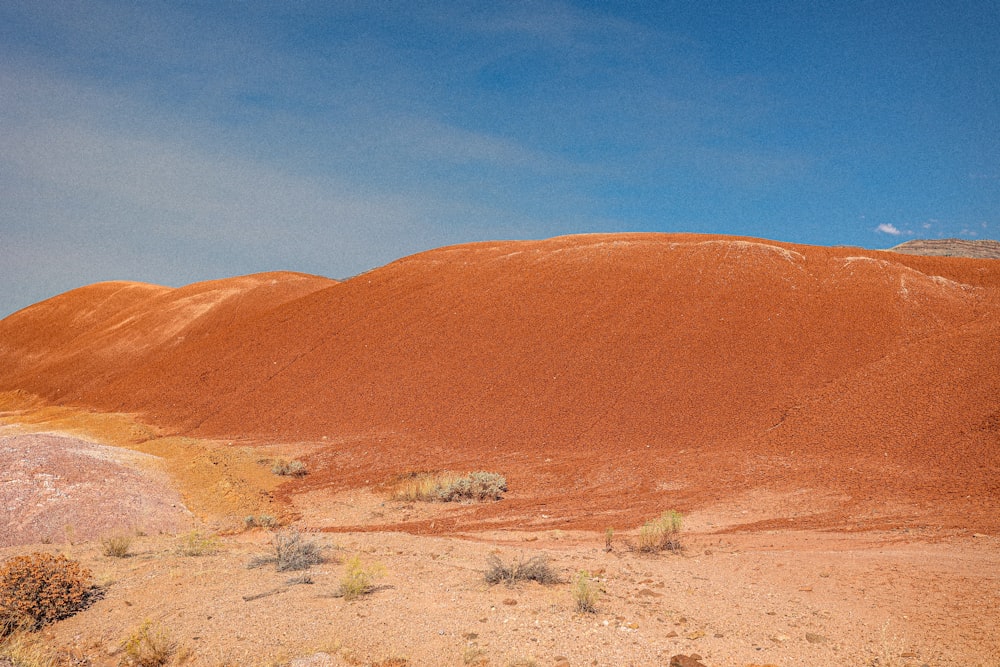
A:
[572, 570, 600, 613]
[484, 554, 559, 587]
[636, 510, 683, 553]
[270, 458, 307, 477]
[174, 530, 220, 557]
[391, 472, 458, 502]
[243, 514, 278, 530]
[0, 628, 57, 667]
[338, 555, 385, 601]
[248, 529, 327, 572]
[119, 620, 175, 667]
[102, 534, 133, 558]
[463, 646, 488, 665]
[391, 471, 507, 503]
[370, 658, 409, 667]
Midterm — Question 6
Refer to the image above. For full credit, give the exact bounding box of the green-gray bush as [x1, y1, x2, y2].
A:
[271, 459, 307, 477]
[248, 529, 326, 572]
[437, 472, 507, 502]
[484, 554, 559, 587]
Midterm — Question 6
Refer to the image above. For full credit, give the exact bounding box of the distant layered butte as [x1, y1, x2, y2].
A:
[2, 234, 998, 533]
[891, 238, 1000, 259]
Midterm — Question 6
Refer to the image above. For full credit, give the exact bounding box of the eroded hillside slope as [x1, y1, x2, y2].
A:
[2, 234, 997, 533]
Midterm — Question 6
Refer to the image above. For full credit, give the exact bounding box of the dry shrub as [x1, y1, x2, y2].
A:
[636, 510, 683, 553]
[243, 514, 278, 531]
[484, 554, 559, 587]
[391, 471, 506, 503]
[247, 529, 326, 572]
[463, 646, 488, 665]
[273, 530, 325, 572]
[572, 570, 600, 613]
[119, 620, 175, 667]
[438, 472, 507, 502]
[391, 472, 458, 502]
[270, 458, 307, 477]
[101, 534, 133, 558]
[338, 555, 384, 601]
[174, 530, 219, 557]
[0, 553, 94, 636]
[0, 628, 57, 667]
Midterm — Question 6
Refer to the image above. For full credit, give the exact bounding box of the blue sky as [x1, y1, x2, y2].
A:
[1, 1, 998, 317]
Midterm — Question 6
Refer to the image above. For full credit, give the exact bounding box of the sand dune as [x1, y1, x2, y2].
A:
[2, 233, 997, 533]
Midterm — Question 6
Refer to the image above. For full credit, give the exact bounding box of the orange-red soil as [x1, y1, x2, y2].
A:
[1, 234, 998, 536]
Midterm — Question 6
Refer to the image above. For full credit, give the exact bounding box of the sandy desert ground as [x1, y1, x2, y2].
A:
[1, 409, 997, 667]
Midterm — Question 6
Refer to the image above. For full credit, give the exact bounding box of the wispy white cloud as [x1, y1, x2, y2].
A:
[0, 63, 563, 316]
[876, 223, 902, 235]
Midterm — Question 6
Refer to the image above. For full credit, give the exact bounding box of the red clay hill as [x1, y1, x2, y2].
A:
[2, 234, 998, 534]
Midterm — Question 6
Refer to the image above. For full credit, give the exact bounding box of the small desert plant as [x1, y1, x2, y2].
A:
[389, 473, 454, 502]
[391, 472, 456, 502]
[370, 658, 409, 667]
[174, 530, 219, 557]
[392, 471, 507, 503]
[273, 529, 325, 571]
[102, 534, 133, 558]
[247, 529, 326, 572]
[604, 527, 614, 552]
[0, 628, 57, 667]
[484, 554, 559, 587]
[119, 620, 175, 667]
[572, 570, 600, 613]
[636, 510, 683, 553]
[437, 472, 507, 502]
[0, 553, 94, 636]
[337, 555, 384, 601]
[270, 458, 307, 477]
[463, 646, 488, 665]
[242, 514, 278, 531]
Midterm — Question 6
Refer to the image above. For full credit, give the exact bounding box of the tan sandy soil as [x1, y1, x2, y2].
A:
[3, 494, 999, 667]
[0, 413, 997, 667]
